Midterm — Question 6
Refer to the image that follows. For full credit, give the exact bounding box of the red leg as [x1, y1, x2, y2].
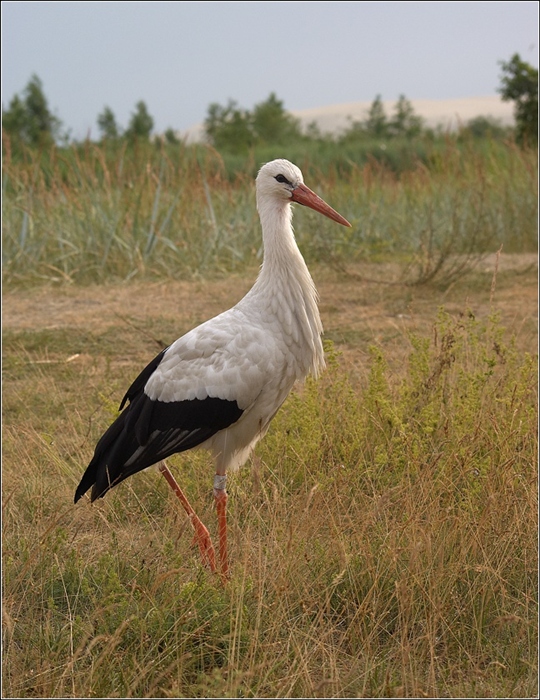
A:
[159, 462, 217, 573]
[213, 474, 229, 581]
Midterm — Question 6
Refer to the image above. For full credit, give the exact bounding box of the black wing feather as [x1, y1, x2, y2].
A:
[119, 347, 168, 410]
[74, 349, 243, 503]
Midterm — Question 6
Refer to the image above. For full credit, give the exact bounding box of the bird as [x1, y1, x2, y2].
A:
[74, 158, 351, 580]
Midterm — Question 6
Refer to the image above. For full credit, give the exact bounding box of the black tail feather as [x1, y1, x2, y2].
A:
[74, 394, 243, 503]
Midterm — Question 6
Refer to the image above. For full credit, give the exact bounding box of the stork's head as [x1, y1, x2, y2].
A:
[256, 159, 351, 227]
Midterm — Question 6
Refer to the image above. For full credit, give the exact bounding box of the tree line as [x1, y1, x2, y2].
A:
[2, 53, 537, 154]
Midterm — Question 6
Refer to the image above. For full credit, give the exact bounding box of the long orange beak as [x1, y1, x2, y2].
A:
[291, 183, 351, 227]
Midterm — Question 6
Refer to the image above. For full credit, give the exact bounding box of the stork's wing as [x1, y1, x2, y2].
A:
[74, 310, 274, 503]
[74, 390, 243, 503]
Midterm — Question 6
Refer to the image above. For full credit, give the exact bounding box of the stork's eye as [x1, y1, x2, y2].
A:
[275, 174, 292, 186]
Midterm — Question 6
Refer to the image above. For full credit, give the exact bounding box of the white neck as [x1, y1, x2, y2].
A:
[243, 198, 325, 378]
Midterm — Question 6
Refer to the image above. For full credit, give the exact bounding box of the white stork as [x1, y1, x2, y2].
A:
[74, 159, 351, 580]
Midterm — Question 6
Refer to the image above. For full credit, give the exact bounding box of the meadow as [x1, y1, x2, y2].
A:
[2, 136, 538, 697]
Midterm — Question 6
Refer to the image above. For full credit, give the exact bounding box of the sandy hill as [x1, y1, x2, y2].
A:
[181, 95, 514, 142]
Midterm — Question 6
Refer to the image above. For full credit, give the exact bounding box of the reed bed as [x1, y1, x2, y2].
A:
[2, 138, 537, 286]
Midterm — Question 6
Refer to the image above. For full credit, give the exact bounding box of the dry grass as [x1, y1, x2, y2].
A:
[2, 259, 537, 698]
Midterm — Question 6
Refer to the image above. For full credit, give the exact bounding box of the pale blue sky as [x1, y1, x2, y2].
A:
[2, 1, 538, 139]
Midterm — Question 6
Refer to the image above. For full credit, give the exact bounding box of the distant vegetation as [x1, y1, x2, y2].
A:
[498, 53, 539, 145]
[2, 53, 537, 155]
[1, 53, 538, 287]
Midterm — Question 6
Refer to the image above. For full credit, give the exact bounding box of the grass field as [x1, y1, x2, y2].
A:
[2, 139, 538, 697]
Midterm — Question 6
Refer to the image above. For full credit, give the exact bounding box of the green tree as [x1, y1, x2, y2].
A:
[204, 100, 253, 152]
[339, 116, 367, 144]
[204, 93, 302, 152]
[2, 94, 27, 138]
[126, 100, 154, 141]
[389, 95, 423, 138]
[2, 74, 62, 147]
[498, 53, 538, 145]
[365, 94, 388, 137]
[23, 74, 62, 145]
[164, 128, 180, 145]
[97, 106, 120, 140]
[251, 92, 301, 145]
[462, 116, 507, 140]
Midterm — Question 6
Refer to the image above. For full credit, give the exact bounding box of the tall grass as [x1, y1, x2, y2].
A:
[2, 137, 537, 286]
[2, 307, 537, 697]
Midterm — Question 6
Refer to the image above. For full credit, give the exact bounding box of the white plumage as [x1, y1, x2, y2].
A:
[75, 158, 351, 579]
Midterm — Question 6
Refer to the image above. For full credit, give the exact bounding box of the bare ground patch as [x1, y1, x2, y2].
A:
[3, 254, 537, 375]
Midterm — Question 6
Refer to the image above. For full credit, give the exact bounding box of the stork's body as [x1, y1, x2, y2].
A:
[75, 159, 351, 579]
